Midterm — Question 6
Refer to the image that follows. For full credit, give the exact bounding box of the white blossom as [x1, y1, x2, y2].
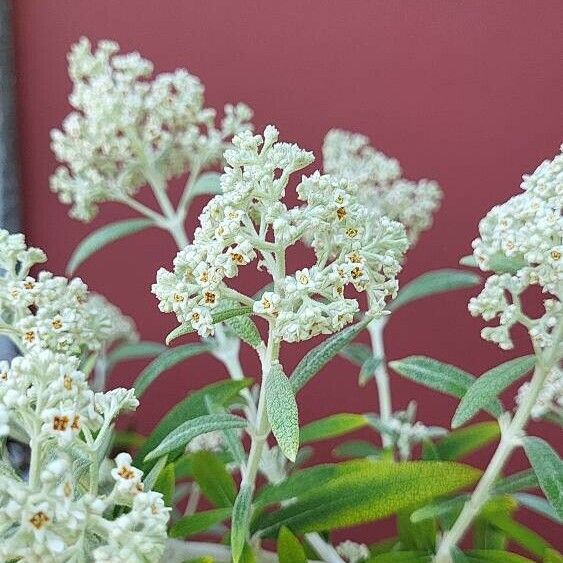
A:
[0, 229, 137, 354]
[323, 129, 442, 244]
[153, 126, 409, 342]
[336, 540, 370, 562]
[516, 366, 563, 420]
[50, 37, 253, 221]
[469, 146, 562, 349]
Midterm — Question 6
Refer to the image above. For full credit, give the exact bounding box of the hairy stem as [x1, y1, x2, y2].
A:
[435, 314, 563, 562]
[367, 316, 393, 448]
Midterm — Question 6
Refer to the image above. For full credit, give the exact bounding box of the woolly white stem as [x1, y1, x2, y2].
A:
[367, 316, 392, 448]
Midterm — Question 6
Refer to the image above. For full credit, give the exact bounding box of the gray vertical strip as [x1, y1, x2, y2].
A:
[0, 0, 21, 361]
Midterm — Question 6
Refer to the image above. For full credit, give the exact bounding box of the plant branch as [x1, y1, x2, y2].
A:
[367, 315, 393, 448]
[434, 312, 563, 562]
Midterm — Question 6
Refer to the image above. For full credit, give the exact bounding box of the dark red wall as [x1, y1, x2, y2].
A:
[12, 0, 562, 548]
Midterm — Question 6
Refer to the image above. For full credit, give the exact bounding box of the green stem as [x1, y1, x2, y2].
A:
[434, 313, 563, 562]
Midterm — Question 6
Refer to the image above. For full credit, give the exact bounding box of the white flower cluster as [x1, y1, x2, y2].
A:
[153, 126, 409, 342]
[0, 230, 168, 561]
[516, 366, 563, 420]
[0, 453, 168, 562]
[469, 146, 562, 350]
[323, 129, 442, 244]
[0, 229, 137, 354]
[51, 37, 253, 221]
[336, 540, 370, 562]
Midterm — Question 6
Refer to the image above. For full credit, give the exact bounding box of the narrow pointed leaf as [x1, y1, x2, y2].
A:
[107, 341, 166, 371]
[252, 460, 481, 537]
[333, 440, 383, 459]
[389, 269, 480, 311]
[290, 316, 371, 392]
[225, 313, 262, 348]
[460, 255, 477, 267]
[153, 462, 175, 506]
[427, 422, 500, 461]
[135, 378, 251, 470]
[359, 356, 382, 386]
[191, 451, 237, 507]
[67, 218, 153, 274]
[339, 343, 372, 366]
[515, 493, 562, 523]
[166, 306, 253, 345]
[134, 343, 211, 396]
[266, 365, 299, 462]
[190, 171, 223, 197]
[398, 509, 436, 550]
[452, 356, 536, 428]
[144, 413, 247, 461]
[522, 437, 563, 520]
[231, 484, 253, 563]
[277, 526, 307, 563]
[143, 454, 168, 491]
[300, 414, 368, 445]
[465, 551, 534, 562]
[170, 507, 231, 539]
[493, 470, 539, 496]
[410, 495, 468, 523]
[367, 553, 431, 562]
[482, 515, 553, 558]
[390, 356, 502, 418]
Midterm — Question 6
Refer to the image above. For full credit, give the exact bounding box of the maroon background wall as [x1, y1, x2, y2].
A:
[11, 0, 562, 548]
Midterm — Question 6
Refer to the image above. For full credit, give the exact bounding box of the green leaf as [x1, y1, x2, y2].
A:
[359, 356, 382, 386]
[367, 552, 431, 562]
[144, 413, 247, 461]
[290, 316, 371, 392]
[153, 462, 175, 506]
[482, 515, 553, 558]
[473, 518, 507, 550]
[231, 484, 253, 563]
[300, 414, 368, 445]
[493, 469, 539, 496]
[170, 507, 231, 539]
[515, 493, 562, 523]
[452, 356, 536, 428]
[465, 551, 534, 562]
[460, 255, 478, 268]
[266, 364, 299, 462]
[135, 378, 251, 470]
[67, 218, 153, 274]
[255, 463, 346, 509]
[428, 422, 500, 461]
[333, 440, 383, 459]
[410, 495, 467, 523]
[277, 526, 307, 563]
[543, 549, 563, 563]
[134, 343, 211, 397]
[107, 341, 166, 371]
[191, 450, 237, 508]
[397, 509, 436, 550]
[523, 437, 563, 520]
[225, 313, 262, 349]
[143, 454, 168, 491]
[190, 171, 222, 198]
[389, 269, 480, 311]
[166, 307, 254, 345]
[390, 356, 502, 418]
[339, 343, 372, 366]
[252, 459, 481, 537]
[205, 397, 246, 467]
